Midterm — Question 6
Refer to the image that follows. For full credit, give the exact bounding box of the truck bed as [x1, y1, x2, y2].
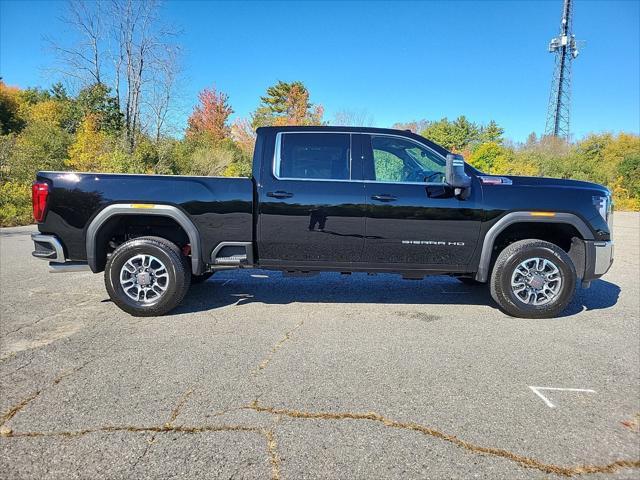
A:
[36, 171, 254, 264]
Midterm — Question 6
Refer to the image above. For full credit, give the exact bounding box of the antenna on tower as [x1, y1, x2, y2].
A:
[545, 0, 580, 140]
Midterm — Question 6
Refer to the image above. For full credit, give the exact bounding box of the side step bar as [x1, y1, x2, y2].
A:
[215, 254, 248, 265]
[210, 242, 254, 267]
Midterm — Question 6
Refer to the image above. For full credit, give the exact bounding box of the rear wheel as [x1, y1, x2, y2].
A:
[490, 239, 576, 318]
[105, 236, 191, 316]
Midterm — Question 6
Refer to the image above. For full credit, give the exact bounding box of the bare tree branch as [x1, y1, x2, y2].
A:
[48, 0, 183, 148]
[48, 0, 103, 84]
[331, 109, 375, 127]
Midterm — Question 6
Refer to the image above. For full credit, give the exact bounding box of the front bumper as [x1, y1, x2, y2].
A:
[583, 240, 614, 284]
[31, 233, 90, 273]
[593, 241, 614, 275]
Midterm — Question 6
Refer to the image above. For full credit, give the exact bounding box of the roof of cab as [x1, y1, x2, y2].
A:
[256, 125, 450, 156]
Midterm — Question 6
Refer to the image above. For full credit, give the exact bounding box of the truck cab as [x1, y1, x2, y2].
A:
[254, 127, 482, 272]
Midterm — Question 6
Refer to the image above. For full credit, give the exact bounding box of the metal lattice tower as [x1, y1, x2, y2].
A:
[545, 0, 580, 139]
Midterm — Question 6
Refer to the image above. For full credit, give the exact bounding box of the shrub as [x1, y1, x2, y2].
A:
[0, 181, 31, 226]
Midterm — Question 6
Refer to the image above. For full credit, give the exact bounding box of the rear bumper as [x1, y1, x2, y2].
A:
[32, 233, 66, 262]
[31, 233, 90, 272]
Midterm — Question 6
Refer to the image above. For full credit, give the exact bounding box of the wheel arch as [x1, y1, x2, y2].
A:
[475, 212, 593, 282]
[85, 204, 202, 275]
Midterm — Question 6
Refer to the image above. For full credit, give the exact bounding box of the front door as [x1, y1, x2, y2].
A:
[361, 134, 482, 268]
[257, 131, 366, 265]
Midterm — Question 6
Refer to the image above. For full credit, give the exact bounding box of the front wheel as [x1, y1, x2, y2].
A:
[490, 239, 576, 319]
[105, 236, 191, 316]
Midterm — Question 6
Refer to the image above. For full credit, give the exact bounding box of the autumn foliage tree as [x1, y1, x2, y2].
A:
[186, 87, 233, 140]
[0, 81, 27, 134]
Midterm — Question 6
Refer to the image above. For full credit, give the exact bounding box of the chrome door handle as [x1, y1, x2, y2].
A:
[267, 191, 294, 199]
[371, 194, 397, 202]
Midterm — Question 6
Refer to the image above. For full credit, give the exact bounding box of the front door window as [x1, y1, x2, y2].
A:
[371, 136, 446, 184]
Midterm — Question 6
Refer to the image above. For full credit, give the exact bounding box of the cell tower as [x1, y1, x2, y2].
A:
[545, 0, 580, 139]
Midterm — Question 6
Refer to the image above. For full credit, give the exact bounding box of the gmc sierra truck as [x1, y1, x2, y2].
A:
[30, 126, 614, 318]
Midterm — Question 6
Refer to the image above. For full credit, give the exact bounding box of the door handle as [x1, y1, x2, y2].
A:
[267, 191, 294, 199]
[371, 194, 397, 202]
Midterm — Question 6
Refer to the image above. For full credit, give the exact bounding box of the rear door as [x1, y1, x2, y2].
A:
[361, 134, 482, 268]
[257, 131, 366, 265]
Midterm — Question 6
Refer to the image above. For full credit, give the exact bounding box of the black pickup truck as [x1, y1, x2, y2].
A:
[30, 126, 614, 318]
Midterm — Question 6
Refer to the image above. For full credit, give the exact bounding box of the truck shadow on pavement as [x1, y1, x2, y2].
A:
[172, 271, 620, 318]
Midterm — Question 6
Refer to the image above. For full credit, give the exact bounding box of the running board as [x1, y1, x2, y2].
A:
[49, 262, 91, 273]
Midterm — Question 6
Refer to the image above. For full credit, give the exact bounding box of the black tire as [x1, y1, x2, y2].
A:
[191, 272, 214, 284]
[456, 277, 484, 286]
[105, 236, 191, 316]
[490, 239, 576, 319]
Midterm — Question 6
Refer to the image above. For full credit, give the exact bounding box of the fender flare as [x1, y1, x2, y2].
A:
[86, 204, 202, 275]
[474, 212, 594, 282]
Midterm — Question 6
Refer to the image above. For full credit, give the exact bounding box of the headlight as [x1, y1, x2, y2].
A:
[593, 194, 612, 223]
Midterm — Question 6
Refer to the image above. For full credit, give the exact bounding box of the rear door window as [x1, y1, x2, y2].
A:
[276, 133, 351, 180]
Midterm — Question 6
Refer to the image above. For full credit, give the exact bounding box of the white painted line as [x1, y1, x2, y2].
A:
[528, 386, 597, 408]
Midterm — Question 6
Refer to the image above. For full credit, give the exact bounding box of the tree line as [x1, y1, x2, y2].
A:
[1, 77, 639, 227]
[0, 0, 638, 226]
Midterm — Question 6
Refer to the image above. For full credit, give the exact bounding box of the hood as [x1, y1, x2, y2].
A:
[500, 175, 610, 194]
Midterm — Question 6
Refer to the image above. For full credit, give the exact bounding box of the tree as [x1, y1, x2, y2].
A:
[50, 82, 69, 101]
[49, 0, 182, 148]
[75, 83, 123, 134]
[231, 118, 256, 156]
[468, 142, 510, 174]
[251, 81, 323, 128]
[147, 45, 182, 141]
[480, 120, 504, 144]
[186, 87, 233, 141]
[420, 116, 481, 151]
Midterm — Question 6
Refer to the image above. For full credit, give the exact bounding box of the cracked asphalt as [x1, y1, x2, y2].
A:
[1, 212, 639, 480]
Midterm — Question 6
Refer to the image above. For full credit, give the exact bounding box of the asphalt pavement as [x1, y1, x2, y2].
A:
[1, 213, 639, 479]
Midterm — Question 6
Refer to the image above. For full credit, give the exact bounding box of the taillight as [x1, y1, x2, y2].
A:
[32, 182, 49, 223]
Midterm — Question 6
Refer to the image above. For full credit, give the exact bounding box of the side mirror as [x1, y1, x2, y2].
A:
[445, 154, 472, 198]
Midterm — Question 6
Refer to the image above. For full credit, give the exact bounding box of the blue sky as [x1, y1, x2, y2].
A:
[1, 0, 638, 142]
